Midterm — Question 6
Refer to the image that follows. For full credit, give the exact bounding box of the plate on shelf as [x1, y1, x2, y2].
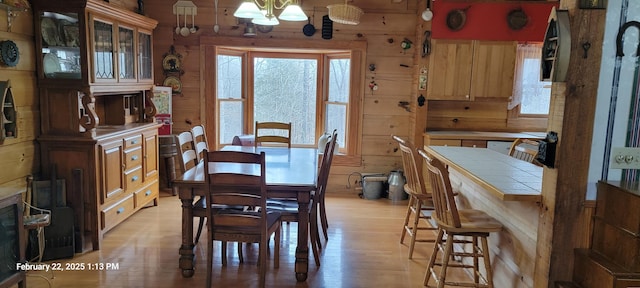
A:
[43, 53, 61, 75]
[163, 76, 182, 94]
[63, 25, 80, 47]
[41, 17, 62, 46]
[162, 54, 181, 72]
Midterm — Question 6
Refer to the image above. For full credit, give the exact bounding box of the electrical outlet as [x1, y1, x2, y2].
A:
[611, 147, 640, 169]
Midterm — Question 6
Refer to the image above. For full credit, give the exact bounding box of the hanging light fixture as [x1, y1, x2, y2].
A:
[234, 0, 307, 26]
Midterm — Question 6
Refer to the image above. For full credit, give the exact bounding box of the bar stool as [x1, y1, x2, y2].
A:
[392, 135, 436, 259]
[419, 149, 503, 288]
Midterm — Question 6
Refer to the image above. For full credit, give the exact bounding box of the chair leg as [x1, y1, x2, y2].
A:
[310, 216, 321, 267]
[259, 239, 267, 287]
[274, 224, 281, 269]
[238, 242, 244, 263]
[206, 224, 214, 288]
[221, 241, 227, 266]
[481, 236, 494, 288]
[194, 217, 205, 244]
[473, 236, 479, 285]
[408, 198, 422, 259]
[437, 232, 455, 288]
[400, 196, 415, 244]
[424, 228, 444, 287]
[320, 198, 329, 241]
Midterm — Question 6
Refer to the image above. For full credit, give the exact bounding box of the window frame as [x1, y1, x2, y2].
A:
[203, 37, 366, 166]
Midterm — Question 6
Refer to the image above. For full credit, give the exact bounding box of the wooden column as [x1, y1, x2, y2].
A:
[534, 5, 607, 287]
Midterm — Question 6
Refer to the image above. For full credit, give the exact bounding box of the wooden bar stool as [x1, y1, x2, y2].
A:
[392, 135, 436, 259]
[419, 149, 503, 288]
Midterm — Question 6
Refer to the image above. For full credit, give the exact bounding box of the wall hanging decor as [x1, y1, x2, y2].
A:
[322, 15, 333, 39]
[327, 0, 363, 25]
[162, 46, 184, 95]
[0, 40, 19, 67]
[173, 0, 198, 36]
[507, 8, 528, 30]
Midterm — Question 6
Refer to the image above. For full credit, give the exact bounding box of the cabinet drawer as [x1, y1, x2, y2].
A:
[124, 147, 143, 171]
[101, 194, 134, 230]
[461, 140, 487, 148]
[428, 139, 461, 146]
[123, 134, 143, 150]
[134, 180, 158, 208]
[124, 166, 143, 191]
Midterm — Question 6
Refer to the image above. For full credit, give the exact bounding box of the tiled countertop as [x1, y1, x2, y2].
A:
[423, 146, 542, 202]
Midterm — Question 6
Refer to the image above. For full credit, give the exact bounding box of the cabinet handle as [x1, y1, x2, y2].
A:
[131, 139, 139, 145]
[131, 155, 139, 161]
[132, 176, 139, 182]
[145, 190, 151, 196]
[117, 207, 125, 214]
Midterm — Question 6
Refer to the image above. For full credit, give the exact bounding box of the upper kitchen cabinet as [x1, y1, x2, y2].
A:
[428, 40, 516, 102]
[32, 0, 157, 89]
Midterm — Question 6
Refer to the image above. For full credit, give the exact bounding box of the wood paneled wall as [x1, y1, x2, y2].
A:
[146, 0, 425, 194]
[0, 8, 38, 197]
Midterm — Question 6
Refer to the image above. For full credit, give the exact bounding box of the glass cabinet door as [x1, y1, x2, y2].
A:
[40, 11, 81, 79]
[138, 31, 152, 81]
[93, 19, 115, 80]
[118, 26, 135, 81]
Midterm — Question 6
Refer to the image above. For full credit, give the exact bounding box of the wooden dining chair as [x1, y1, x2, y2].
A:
[176, 131, 207, 243]
[318, 130, 337, 242]
[508, 138, 539, 164]
[266, 130, 337, 267]
[190, 124, 208, 162]
[419, 149, 503, 288]
[204, 150, 282, 288]
[254, 121, 291, 148]
[392, 135, 437, 259]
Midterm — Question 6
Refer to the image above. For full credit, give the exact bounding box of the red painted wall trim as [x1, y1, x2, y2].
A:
[430, 1, 559, 42]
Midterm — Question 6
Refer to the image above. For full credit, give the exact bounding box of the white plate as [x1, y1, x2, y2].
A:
[43, 53, 60, 75]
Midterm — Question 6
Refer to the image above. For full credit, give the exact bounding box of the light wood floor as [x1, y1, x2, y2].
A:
[23, 191, 469, 288]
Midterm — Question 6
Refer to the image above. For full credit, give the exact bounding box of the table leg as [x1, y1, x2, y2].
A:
[295, 191, 310, 281]
[179, 188, 195, 278]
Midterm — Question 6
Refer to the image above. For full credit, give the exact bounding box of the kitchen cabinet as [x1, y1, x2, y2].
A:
[427, 40, 516, 102]
[32, 0, 160, 252]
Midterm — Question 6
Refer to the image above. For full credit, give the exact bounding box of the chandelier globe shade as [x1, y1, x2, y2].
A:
[279, 4, 307, 21]
[252, 10, 280, 25]
[234, 1, 263, 18]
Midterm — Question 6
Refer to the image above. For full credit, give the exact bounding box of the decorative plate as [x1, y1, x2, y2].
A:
[163, 76, 182, 94]
[41, 17, 61, 46]
[0, 40, 19, 67]
[162, 54, 181, 72]
[43, 53, 61, 75]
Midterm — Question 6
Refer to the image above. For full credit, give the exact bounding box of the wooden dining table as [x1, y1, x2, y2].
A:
[174, 145, 318, 282]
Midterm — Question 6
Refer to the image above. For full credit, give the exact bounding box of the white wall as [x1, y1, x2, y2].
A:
[588, 0, 640, 198]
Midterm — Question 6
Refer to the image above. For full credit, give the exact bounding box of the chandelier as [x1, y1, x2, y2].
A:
[234, 0, 307, 26]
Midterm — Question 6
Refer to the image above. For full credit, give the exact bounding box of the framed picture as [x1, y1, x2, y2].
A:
[32, 180, 66, 209]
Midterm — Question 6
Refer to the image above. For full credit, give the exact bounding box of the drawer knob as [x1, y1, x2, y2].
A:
[131, 155, 139, 161]
[117, 207, 125, 214]
[132, 176, 139, 182]
[145, 190, 151, 196]
[131, 139, 139, 145]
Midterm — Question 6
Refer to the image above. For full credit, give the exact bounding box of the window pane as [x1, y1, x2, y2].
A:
[217, 55, 242, 99]
[326, 104, 346, 149]
[219, 101, 243, 144]
[328, 58, 350, 102]
[520, 58, 551, 114]
[254, 57, 317, 145]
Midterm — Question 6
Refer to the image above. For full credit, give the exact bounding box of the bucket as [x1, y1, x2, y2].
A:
[362, 175, 386, 200]
[388, 170, 408, 202]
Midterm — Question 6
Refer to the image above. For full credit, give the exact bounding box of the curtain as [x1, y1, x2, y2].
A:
[509, 43, 548, 110]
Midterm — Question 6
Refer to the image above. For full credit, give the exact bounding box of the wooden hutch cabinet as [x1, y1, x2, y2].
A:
[31, 0, 160, 251]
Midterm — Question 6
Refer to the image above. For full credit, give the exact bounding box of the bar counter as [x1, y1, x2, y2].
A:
[423, 146, 543, 288]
